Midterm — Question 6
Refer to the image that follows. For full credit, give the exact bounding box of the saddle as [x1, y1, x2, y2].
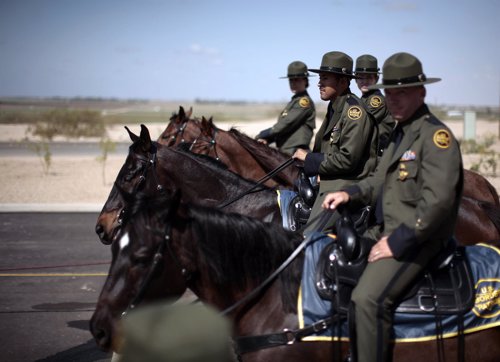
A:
[315, 215, 475, 316]
[287, 169, 371, 233]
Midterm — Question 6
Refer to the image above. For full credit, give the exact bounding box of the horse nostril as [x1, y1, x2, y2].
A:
[96, 224, 103, 235]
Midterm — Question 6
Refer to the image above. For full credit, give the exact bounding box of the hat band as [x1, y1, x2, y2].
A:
[288, 72, 308, 77]
[355, 67, 379, 72]
[383, 73, 427, 86]
[319, 66, 352, 75]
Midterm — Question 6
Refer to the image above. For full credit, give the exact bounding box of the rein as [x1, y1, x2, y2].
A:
[218, 157, 296, 209]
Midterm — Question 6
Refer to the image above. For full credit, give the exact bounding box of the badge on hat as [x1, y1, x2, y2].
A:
[348, 106, 362, 120]
[433, 129, 451, 149]
[299, 97, 310, 108]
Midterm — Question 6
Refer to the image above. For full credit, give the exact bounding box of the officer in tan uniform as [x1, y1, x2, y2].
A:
[293, 51, 378, 232]
[355, 54, 395, 156]
[322, 52, 463, 362]
[256, 61, 316, 155]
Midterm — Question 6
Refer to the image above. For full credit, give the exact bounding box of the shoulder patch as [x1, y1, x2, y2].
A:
[370, 95, 382, 108]
[299, 97, 310, 108]
[433, 129, 451, 149]
[347, 106, 363, 120]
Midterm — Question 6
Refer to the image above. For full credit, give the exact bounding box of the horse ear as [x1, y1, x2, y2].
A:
[125, 126, 140, 143]
[186, 107, 193, 119]
[178, 106, 185, 120]
[139, 124, 153, 151]
[201, 116, 212, 134]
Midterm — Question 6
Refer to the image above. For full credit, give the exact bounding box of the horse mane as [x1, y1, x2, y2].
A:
[168, 143, 271, 189]
[228, 128, 300, 185]
[188, 203, 303, 312]
[175, 142, 229, 170]
[130, 191, 302, 313]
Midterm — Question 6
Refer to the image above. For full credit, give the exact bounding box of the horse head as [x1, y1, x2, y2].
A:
[91, 191, 191, 352]
[95, 124, 168, 244]
[158, 106, 199, 147]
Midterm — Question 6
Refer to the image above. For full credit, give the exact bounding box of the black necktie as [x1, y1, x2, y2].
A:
[392, 124, 404, 155]
[374, 124, 404, 225]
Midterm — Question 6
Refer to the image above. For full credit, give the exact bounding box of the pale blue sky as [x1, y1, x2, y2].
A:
[1, 0, 499, 106]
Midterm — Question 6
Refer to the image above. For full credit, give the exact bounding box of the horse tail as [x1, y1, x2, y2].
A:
[480, 200, 500, 235]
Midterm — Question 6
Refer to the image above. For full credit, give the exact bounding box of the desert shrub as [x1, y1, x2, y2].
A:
[460, 135, 498, 176]
[27, 109, 105, 140]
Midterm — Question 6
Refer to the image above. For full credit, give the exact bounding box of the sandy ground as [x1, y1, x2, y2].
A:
[0, 119, 499, 207]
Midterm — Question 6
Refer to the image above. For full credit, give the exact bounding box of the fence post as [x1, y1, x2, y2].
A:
[463, 110, 476, 140]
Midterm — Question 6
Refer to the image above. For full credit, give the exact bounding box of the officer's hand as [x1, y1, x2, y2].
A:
[257, 139, 268, 145]
[321, 192, 349, 210]
[368, 236, 394, 262]
[293, 148, 309, 161]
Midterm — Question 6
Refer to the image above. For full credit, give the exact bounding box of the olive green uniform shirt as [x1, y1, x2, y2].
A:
[303, 90, 378, 231]
[361, 89, 395, 155]
[346, 104, 463, 258]
[257, 91, 316, 155]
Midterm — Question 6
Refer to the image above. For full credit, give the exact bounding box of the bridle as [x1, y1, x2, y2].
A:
[160, 118, 190, 146]
[188, 125, 221, 161]
[115, 143, 164, 228]
[120, 204, 190, 317]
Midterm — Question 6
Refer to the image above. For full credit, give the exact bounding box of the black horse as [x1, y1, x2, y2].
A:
[91, 191, 500, 361]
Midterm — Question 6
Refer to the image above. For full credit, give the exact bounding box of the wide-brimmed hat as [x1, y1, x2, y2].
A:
[368, 52, 441, 89]
[308, 51, 355, 77]
[354, 54, 380, 75]
[280, 61, 313, 79]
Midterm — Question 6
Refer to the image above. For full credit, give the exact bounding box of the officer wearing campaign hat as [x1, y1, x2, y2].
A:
[321, 52, 462, 362]
[293, 51, 378, 232]
[255, 61, 316, 156]
[120, 302, 234, 362]
[355, 54, 395, 156]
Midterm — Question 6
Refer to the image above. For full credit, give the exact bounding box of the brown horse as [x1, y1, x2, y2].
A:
[90, 192, 500, 361]
[157, 106, 299, 188]
[95, 124, 282, 245]
[159, 106, 500, 204]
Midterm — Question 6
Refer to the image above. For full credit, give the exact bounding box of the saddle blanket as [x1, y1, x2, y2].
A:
[298, 234, 500, 342]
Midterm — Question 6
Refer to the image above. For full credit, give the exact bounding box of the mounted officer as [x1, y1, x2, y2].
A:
[322, 52, 463, 362]
[293, 51, 378, 233]
[256, 61, 316, 156]
[354, 54, 395, 156]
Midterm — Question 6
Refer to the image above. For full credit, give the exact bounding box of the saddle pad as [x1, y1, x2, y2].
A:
[298, 240, 500, 342]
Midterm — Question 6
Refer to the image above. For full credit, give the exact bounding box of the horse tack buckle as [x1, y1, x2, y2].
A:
[283, 329, 296, 345]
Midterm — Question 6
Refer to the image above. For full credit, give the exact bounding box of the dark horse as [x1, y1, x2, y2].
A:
[95, 124, 282, 244]
[96, 122, 500, 246]
[90, 192, 500, 361]
[157, 106, 299, 188]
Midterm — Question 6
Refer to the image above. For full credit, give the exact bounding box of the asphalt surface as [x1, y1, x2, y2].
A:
[0, 212, 113, 362]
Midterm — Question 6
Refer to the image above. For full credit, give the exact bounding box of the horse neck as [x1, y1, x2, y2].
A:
[155, 147, 278, 217]
[228, 129, 299, 188]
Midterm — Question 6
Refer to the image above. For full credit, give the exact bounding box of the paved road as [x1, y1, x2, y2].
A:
[0, 212, 113, 362]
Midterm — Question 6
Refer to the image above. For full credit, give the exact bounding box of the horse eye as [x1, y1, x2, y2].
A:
[132, 253, 150, 267]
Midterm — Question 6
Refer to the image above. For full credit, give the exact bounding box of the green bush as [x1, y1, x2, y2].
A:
[27, 109, 105, 140]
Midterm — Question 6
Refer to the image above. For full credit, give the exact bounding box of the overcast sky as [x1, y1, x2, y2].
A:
[1, 0, 499, 107]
